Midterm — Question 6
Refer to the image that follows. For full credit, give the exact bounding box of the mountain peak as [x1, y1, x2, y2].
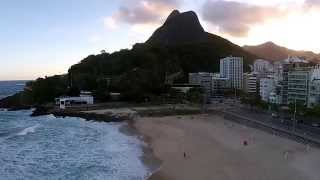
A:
[167, 10, 180, 19]
[146, 10, 206, 45]
[262, 41, 277, 46]
[244, 41, 320, 62]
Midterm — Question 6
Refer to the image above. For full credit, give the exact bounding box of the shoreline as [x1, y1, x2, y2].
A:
[5, 106, 320, 179]
[131, 118, 166, 180]
[0, 108, 153, 179]
[30, 105, 203, 179]
[134, 114, 320, 180]
[121, 120, 162, 179]
[0, 108, 162, 179]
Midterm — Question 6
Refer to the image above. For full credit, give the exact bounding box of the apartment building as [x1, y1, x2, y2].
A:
[220, 56, 243, 89]
[287, 67, 311, 105]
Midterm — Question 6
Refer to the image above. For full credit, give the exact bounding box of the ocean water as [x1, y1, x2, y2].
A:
[0, 82, 151, 179]
[0, 81, 27, 100]
[0, 110, 150, 180]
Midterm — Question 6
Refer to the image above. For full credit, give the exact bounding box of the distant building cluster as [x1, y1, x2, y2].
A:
[188, 55, 320, 108]
[189, 56, 243, 98]
[257, 57, 320, 108]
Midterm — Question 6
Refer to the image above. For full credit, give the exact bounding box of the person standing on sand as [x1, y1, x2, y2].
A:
[243, 140, 248, 146]
[184, 152, 187, 158]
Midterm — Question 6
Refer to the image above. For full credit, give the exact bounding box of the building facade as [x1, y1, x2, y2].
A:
[189, 72, 214, 96]
[244, 73, 258, 94]
[55, 91, 94, 109]
[212, 76, 230, 97]
[309, 80, 320, 107]
[254, 59, 273, 73]
[220, 56, 243, 89]
[260, 77, 275, 102]
[269, 91, 282, 104]
[287, 67, 311, 105]
[308, 65, 320, 107]
[273, 57, 310, 105]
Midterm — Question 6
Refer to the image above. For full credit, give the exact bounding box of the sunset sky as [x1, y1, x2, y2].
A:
[1, 0, 320, 80]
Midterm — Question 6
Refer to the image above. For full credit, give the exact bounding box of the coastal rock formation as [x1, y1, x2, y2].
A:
[0, 91, 33, 110]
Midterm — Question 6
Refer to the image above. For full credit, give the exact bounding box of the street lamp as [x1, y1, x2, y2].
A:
[293, 98, 297, 132]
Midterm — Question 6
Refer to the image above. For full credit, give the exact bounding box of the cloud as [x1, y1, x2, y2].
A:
[104, 17, 118, 29]
[113, 5, 160, 24]
[201, 0, 287, 37]
[304, 0, 320, 8]
[105, 0, 181, 28]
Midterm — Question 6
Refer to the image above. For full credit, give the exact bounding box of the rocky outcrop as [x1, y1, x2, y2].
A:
[147, 10, 207, 45]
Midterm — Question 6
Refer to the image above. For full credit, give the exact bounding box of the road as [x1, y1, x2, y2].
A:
[208, 99, 320, 143]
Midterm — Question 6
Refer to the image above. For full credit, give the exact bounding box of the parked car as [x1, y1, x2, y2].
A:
[272, 113, 279, 118]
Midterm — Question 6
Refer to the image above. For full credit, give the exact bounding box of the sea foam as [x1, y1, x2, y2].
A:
[0, 110, 151, 180]
[17, 124, 40, 136]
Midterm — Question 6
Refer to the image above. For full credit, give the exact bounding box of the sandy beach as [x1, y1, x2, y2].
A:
[134, 114, 320, 180]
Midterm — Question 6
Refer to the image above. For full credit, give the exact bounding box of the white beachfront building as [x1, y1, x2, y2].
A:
[55, 91, 94, 109]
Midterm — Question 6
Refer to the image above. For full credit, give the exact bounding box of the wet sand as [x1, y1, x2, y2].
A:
[134, 114, 320, 180]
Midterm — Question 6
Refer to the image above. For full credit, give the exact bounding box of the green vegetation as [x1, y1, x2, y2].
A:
[27, 75, 69, 104]
[288, 102, 308, 115]
[269, 103, 280, 112]
[240, 93, 268, 109]
[0, 90, 34, 109]
[186, 87, 205, 104]
[67, 42, 255, 103]
[305, 105, 320, 119]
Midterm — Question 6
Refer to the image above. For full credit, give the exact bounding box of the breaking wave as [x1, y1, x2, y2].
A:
[16, 124, 40, 136]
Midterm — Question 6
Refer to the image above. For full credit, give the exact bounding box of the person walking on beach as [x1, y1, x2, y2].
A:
[243, 140, 248, 146]
[184, 152, 187, 158]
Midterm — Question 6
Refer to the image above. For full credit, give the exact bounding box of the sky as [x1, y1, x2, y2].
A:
[1, 0, 320, 80]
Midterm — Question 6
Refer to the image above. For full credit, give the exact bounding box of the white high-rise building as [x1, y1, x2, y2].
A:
[254, 59, 273, 73]
[220, 56, 243, 89]
[260, 76, 275, 102]
[243, 73, 258, 94]
[308, 65, 320, 107]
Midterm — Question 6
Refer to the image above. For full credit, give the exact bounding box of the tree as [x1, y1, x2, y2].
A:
[305, 105, 320, 119]
[31, 75, 68, 104]
[288, 102, 307, 115]
[66, 86, 80, 97]
[186, 87, 204, 104]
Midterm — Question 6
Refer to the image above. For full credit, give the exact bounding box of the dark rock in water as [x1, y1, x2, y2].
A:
[31, 106, 51, 116]
[8, 106, 32, 111]
[51, 110, 126, 122]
